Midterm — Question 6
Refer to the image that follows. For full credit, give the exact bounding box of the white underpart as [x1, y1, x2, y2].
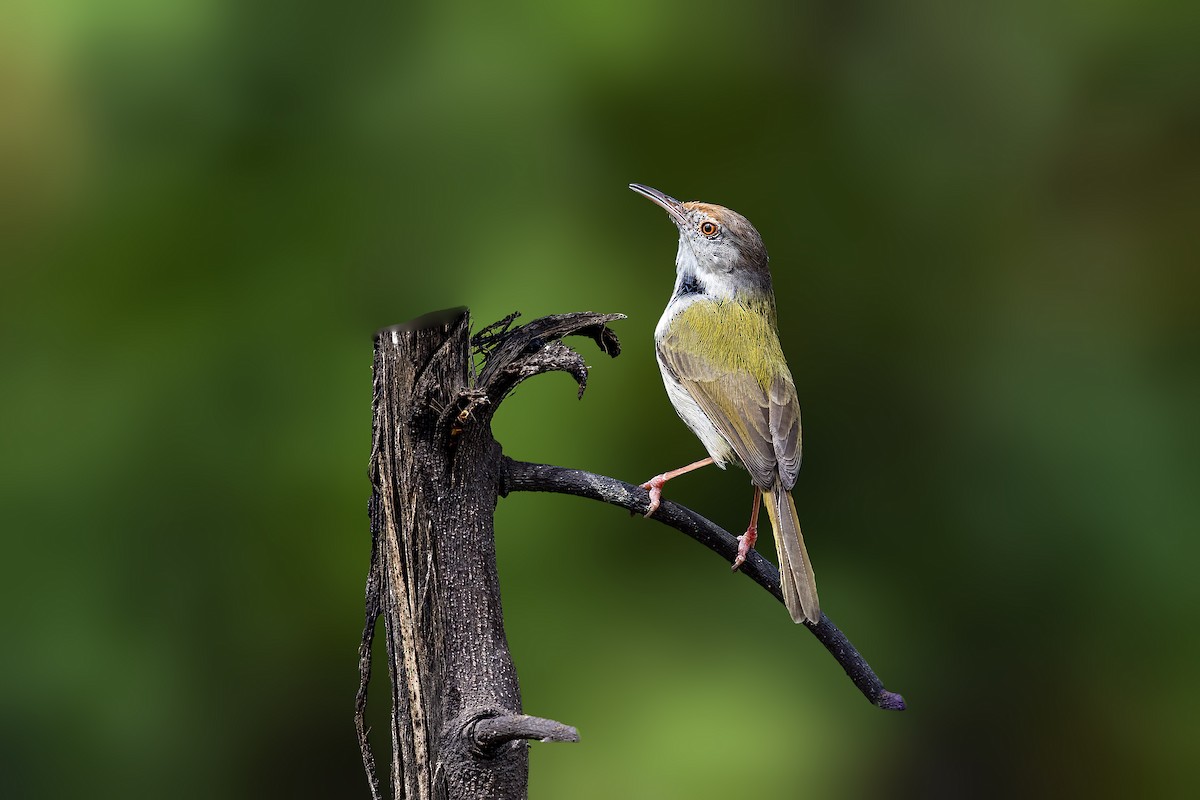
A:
[655, 347, 736, 468]
[652, 230, 739, 469]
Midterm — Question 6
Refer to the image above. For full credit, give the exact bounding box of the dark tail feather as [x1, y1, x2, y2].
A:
[762, 483, 819, 624]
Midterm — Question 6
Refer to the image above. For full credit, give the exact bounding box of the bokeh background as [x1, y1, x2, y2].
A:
[3, 1, 1198, 797]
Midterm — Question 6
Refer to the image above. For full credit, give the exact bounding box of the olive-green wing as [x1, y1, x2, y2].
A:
[769, 375, 802, 491]
[658, 332, 801, 491]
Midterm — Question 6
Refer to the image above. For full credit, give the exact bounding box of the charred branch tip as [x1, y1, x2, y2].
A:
[471, 714, 581, 751]
[473, 312, 626, 409]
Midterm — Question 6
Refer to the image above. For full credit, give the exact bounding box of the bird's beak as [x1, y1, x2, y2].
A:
[629, 183, 687, 227]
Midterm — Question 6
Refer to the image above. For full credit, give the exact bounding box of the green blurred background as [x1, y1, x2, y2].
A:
[3, 0, 1197, 797]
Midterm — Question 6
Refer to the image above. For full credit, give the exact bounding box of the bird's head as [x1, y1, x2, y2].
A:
[630, 183, 771, 297]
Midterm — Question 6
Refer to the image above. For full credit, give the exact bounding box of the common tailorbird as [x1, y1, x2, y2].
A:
[630, 183, 818, 625]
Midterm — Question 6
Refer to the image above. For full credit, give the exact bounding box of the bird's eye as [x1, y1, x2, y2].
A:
[699, 221, 719, 237]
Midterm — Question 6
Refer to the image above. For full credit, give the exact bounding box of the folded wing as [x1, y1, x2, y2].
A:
[657, 309, 801, 491]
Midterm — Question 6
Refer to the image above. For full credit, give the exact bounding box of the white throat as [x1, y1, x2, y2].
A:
[673, 234, 740, 299]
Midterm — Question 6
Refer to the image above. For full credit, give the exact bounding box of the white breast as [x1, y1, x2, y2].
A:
[654, 298, 737, 469]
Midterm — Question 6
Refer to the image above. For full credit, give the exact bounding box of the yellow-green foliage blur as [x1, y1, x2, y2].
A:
[3, 1, 1197, 797]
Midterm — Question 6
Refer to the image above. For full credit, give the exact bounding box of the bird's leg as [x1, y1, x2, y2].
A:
[732, 487, 762, 572]
[639, 457, 714, 518]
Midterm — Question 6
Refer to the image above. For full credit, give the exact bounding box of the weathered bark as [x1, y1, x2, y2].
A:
[360, 309, 617, 799]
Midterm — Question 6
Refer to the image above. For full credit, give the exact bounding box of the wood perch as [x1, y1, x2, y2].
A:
[358, 308, 903, 800]
[500, 460, 906, 711]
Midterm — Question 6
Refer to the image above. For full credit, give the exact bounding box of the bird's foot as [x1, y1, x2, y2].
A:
[731, 526, 758, 572]
[639, 474, 667, 518]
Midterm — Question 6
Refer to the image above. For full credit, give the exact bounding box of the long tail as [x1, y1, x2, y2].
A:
[762, 483, 820, 624]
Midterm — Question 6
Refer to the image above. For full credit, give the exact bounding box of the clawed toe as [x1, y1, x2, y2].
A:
[731, 528, 757, 572]
[639, 478, 663, 518]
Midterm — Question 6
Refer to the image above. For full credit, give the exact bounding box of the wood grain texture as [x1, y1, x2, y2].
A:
[360, 309, 621, 799]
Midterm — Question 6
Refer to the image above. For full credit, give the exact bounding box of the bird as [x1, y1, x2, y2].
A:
[629, 183, 819, 625]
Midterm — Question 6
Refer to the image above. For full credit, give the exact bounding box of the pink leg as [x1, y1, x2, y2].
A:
[640, 457, 714, 518]
[731, 487, 762, 571]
